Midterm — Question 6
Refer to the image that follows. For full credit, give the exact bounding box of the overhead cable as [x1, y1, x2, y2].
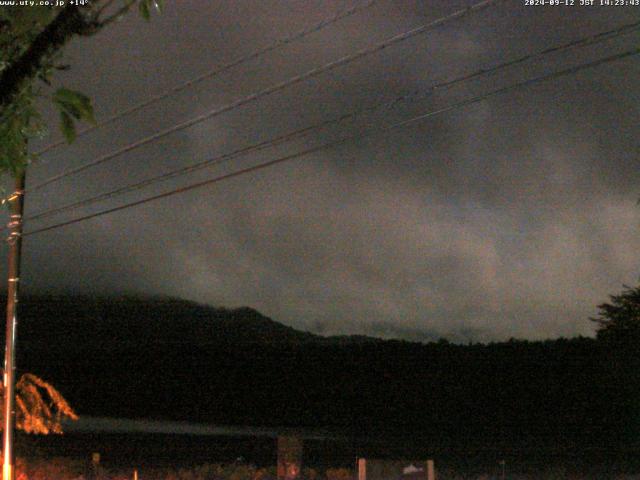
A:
[25, 19, 640, 222]
[34, 0, 381, 156]
[23, 46, 640, 237]
[26, 0, 501, 194]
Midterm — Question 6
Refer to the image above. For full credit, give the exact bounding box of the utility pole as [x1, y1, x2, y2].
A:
[3, 171, 25, 480]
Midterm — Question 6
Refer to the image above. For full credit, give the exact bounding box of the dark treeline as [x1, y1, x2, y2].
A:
[3, 294, 640, 456]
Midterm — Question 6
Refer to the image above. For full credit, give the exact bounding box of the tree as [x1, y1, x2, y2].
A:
[1, 3, 162, 478]
[591, 283, 640, 343]
[0, 1, 163, 175]
[1, 372, 77, 435]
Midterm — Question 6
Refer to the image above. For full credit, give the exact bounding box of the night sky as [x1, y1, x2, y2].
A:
[4, 0, 639, 342]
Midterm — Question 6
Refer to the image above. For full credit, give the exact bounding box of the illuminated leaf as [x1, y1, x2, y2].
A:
[53, 87, 95, 124]
[139, 0, 151, 20]
[60, 110, 75, 144]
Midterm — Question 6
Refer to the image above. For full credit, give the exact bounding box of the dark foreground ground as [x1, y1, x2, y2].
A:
[17, 431, 640, 479]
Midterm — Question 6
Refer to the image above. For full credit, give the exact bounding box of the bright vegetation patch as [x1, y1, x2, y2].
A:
[2, 372, 77, 435]
[12, 461, 640, 480]
[14, 461, 352, 480]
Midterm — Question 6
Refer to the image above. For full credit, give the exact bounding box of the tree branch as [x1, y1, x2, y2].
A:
[0, 5, 95, 111]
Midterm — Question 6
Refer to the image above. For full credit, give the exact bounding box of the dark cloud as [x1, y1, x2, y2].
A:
[4, 0, 639, 342]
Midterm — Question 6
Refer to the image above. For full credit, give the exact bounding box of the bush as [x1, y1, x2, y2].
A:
[325, 468, 353, 480]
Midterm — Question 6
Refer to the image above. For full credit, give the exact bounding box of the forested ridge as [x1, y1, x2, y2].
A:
[3, 294, 639, 452]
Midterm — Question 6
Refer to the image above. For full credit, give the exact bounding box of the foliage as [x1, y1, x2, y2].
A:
[325, 469, 352, 480]
[0, 0, 162, 178]
[52, 87, 95, 143]
[0, 7, 48, 174]
[13, 462, 339, 480]
[591, 283, 640, 343]
[0, 371, 77, 434]
[16, 457, 84, 480]
[12, 461, 640, 480]
[0, 0, 161, 446]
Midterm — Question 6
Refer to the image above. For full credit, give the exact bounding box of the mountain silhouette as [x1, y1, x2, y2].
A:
[8, 294, 320, 349]
[0, 293, 635, 457]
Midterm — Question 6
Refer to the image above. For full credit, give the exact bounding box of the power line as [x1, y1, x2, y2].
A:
[431, 18, 640, 92]
[24, 19, 640, 223]
[26, 0, 501, 194]
[23, 47, 640, 238]
[34, 0, 381, 157]
[26, 105, 390, 222]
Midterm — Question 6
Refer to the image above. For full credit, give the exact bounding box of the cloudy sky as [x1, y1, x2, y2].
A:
[5, 0, 640, 342]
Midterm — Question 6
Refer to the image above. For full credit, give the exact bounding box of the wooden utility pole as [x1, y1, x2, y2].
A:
[426, 460, 435, 480]
[3, 171, 25, 480]
[357, 458, 366, 480]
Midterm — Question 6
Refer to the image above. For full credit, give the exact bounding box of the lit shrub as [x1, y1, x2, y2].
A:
[325, 467, 353, 480]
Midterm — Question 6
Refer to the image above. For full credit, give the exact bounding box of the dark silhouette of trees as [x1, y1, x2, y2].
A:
[592, 283, 640, 344]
